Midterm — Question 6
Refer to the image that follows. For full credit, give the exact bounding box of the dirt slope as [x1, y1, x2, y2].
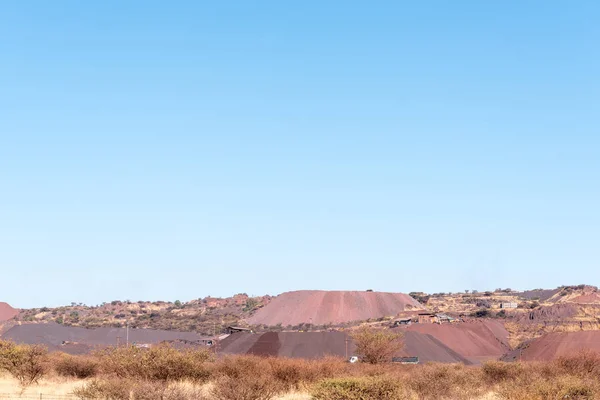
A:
[0, 303, 18, 321]
[2, 323, 209, 354]
[400, 320, 509, 363]
[219, 331, 470, 363]
[247, 290, 423, 326]
[504, 331, 600, 361]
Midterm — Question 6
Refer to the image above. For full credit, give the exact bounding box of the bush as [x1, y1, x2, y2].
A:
[267, 358, 313, 390]
[54, 354, 98, 378]
[496, 375, 598, 400]
[131, 381, 207, 400]
[476, 300, 491, 308]
[96, 344, 212, 382]
[406, 363, 485, 400]
[210, 373, 282, 400]
[351, 327, 404, 364]
[0, 340, 48, 388]
[555, 351, 600, 377]
[471, 309, 491, 318]
[73, 378, 131, 400]
[74, 379, 208, 400]
[210, 355, 327, 400]
[312, 377, 413, 400]
[482, 361, 523, 383]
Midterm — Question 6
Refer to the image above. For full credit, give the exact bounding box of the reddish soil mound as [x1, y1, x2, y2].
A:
[219, 331, 471, 363]
[398, 320, 509, 363]
[504, 331, 600, 362]
[247, 291, 423, 326]
[571, 293, 600, 304]
[514, 304, 578, 324]
[0, 302, 18, 321]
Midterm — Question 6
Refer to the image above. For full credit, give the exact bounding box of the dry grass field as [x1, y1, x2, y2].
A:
[2, 338, 600, 399]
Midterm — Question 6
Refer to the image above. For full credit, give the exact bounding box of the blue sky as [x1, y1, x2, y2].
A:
[1, 1, 599, 308]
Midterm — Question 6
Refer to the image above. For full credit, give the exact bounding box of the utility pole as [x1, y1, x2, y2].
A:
[519, 348, 523, 362]
[345, 334, 349, 359]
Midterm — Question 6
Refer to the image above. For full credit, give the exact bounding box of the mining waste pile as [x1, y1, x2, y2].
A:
[0, 302, 18, 321]
[399, 320, 510, 363]
[2, 323, 209, 354]
[219, 331, 471, 364]
[503, 331, 600, 362]
[247, 290, 423, 326]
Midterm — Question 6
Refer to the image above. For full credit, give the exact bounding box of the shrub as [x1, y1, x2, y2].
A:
[210, 373, 282, 400]
[351, 327, 404, 364]
[482, 361, 523, 383]
[312, 377, 413, 400]
[267, 358, 312, 390]
[73, 379, 207, 400]
[211, 355, 266, 380]
[131, 381, 207, 400]
[496, 375, 598, 400]
[54, 354, 98, 378]
[96, 344, 212, 382]
[73, 378, 131, 400]
[476, 300, 491, 308]
[555, 351, 600, 377]
[0, 340, 48, 388]
[471, 309, 491, 318]
[406, 363, 485, 400]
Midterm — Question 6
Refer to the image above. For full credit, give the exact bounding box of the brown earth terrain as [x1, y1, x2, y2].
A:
[0, 302, 18, 321]
[4, 284, 600, 365]
[398, 320, 509, 363]
[1, 322, 209, 354]
[503, 331, 600, 361]
[247, 290, 423, 327]
[504, 303, 600, 348]
[219, 331, 471, 364]
[14, 294, 271, 335]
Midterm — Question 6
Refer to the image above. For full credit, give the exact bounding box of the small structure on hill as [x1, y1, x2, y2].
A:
[226, 326, 252, 334]
[392, 356, 419, 364]
[436, 314, 456, 324]
[500, 302, 518, 309]
[417, 313, 438, 324]
[392, 318, 412, 327]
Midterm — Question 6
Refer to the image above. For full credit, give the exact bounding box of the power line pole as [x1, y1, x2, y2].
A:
[345, 334, 349, 359]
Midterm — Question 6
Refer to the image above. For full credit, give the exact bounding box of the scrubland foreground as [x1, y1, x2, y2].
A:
[2, 340, 600, 399]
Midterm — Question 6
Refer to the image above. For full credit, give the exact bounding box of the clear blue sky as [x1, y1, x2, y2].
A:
[1, 1, 599, 308]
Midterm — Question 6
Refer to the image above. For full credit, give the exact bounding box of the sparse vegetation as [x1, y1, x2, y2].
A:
[16, 294, 272, 335]
[313, 377, 411, 400]
[95, 343, 212, 382]
[0, 340, 599, 399]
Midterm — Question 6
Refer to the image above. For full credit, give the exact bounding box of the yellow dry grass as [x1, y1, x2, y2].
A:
[0, 373, 84, 396]
[0, 375, 312, 399]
